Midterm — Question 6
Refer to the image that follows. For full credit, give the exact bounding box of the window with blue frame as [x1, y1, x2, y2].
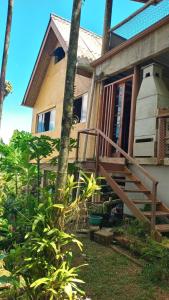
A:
[36, 109, 55, 133]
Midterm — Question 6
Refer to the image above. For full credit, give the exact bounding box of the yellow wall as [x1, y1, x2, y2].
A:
[31, 55, 91, 161]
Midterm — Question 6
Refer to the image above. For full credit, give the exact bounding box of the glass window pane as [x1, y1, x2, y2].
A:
[37, 113, 44, 133]
[49, 110, 55, 131]
[81, 93, 88, 123]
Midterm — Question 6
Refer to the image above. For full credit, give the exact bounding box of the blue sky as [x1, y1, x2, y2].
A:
[0, 0, 141, 143]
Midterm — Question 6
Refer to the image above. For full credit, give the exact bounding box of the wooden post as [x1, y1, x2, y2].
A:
[76, 132, 80, 162]
[128, 66, 140, 156]
[157, 117, 165, 164]
[95, 133, 100, 177]
[102, 0, 113, 55]
[82, 73, 95, 161]
[151, 182, 158, 234]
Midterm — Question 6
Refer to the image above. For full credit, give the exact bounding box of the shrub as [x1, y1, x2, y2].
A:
[142, 238, 169, 283]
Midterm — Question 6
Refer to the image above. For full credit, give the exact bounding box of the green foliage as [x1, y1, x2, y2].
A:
[0, 130, 101, 299]
[5, 202, 85, 299]
[125, 219, 150, 239]
[142, 238, 169, 283]
[4, 81, 13, 97]
[53, 172, 101, 230]
[88, 203, 105, 215]
[114, 220, 169, 284]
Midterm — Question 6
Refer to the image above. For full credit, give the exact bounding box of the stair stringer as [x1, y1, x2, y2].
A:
[99, 164, 150, 224]
[127, 166, 169, 215]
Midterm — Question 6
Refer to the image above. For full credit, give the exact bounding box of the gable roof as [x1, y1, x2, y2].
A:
[22, 14, 102, 107]
[52, 15, 102, 64]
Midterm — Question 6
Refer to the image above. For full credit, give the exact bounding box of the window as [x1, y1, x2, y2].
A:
[53, 47, 65, 64]
[73, 93, 88, 124]
[37, 109, 55, 133]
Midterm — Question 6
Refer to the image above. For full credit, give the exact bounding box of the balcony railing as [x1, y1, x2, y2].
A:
[157, 110, 169, 163]
[110, 0, 169, 40]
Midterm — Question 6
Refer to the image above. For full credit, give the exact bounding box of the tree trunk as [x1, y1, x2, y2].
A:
[37, 158, 41, 202]
[102, 0, 113, 55]
[56, 0, 82, 195]
[0, 0, 13, 129]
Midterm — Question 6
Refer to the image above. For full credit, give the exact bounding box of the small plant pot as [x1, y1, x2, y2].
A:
[89, 215, 103, 226]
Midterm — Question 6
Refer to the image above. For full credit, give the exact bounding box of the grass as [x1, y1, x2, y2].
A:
[74, 237, 169, 300]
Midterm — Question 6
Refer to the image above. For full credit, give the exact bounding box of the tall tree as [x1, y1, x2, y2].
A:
[56, 0, 82, 194]
[0, 0, 14, 128]
[102, 0, 113, 55]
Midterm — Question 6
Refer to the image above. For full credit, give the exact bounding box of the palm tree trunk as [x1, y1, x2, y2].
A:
[37, 157, 41, 202]
[0, 0, 14, 129]
[102, 0, 113, 55]
[56, 0, 82, 195]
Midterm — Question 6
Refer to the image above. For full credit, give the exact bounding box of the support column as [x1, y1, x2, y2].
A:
[128, 66, 140, 156]
[102, 0, 113, 55]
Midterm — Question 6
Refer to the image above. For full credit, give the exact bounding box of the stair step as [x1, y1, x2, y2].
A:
[114, 178, 140, 183]
[111, 170, 131, 175]
[124, 189, 150, 194]
[133, 200, 153, 204]
[155, 224, 169, 232]
[144, 211, 169, 217]
[100, 157, 125, 165]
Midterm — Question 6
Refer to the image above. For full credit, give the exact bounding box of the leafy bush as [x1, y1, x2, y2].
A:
[4, 202, 85, 299]
[142, 239, 169, 283]
[0, 131, 101, 299]
[126, 219, 150, 239]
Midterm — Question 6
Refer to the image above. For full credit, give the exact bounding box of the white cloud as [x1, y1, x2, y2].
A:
[0, 112, 32, 144]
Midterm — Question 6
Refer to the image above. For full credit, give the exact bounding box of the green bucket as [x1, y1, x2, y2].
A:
[89, 215, 103, 226]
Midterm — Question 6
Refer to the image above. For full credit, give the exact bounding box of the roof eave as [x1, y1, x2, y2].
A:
[22, 18, 51, 107]
[22, 16, 68, 108]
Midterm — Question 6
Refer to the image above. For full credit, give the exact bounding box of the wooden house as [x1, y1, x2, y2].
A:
[77, 0, 169, 237]
[22, 14, 102, 168]
[23, 0, 169, 237]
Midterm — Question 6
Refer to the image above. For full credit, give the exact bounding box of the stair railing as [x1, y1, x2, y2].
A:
[76, 128, 158, 232]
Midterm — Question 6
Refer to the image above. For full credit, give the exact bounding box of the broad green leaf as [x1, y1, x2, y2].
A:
[64, 283, 72, 300]
[30, 277, 49, 289]
[52, 204, 64, 210]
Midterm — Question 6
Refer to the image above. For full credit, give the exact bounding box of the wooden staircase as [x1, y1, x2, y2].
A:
[99, 162, 169, 237]
[77, 128, 169, 239]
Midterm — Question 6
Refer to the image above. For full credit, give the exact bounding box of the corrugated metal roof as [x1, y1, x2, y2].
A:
[51, 15, 102, 64]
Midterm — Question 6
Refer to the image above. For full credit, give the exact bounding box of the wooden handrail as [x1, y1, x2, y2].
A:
[109, 0, 157, 33]
[78, 128, 159, 232]
[104, 75, 133, 88]
[78, 128, 158, 184]
[78, 127, 159, 232]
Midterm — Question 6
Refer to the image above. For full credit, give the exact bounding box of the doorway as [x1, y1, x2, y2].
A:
[100, 76, 133, 157]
